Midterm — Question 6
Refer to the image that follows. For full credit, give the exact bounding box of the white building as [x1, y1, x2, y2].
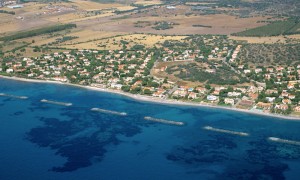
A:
[207, 95, 218, 101]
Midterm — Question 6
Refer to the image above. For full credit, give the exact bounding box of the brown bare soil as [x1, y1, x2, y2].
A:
[78, 14, 267, 36]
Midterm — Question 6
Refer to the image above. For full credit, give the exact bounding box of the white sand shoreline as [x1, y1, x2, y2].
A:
[1, 75, 300, 120]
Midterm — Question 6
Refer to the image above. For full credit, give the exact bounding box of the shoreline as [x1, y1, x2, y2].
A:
[1, 75, 300, 120]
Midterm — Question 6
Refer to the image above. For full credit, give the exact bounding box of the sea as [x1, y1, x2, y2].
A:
[0, 78, 300, 180]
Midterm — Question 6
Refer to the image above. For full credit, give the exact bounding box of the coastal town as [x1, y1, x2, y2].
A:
[2, 0, 300, 179]
[1, 35, 300, 117]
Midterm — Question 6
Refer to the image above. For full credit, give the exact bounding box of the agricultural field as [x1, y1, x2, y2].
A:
[0, 0, 271, 49]
[0, 0, 134, 35]
[232, 18, 300, 37]
[0, 0, 298, 60]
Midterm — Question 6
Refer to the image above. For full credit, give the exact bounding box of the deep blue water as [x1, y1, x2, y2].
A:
[1, 78, 300, 180]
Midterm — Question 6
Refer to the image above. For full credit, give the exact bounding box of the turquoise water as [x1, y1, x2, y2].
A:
[1, 78, 300, 180]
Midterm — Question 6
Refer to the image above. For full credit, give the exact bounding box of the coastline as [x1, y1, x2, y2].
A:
[1, 75, 300, 120]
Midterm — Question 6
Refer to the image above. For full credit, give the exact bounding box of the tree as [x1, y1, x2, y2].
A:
[121, 85, 131, 92]
[163, 77, 168, 83]
[205, 84, 211, 90]
[144, 89, 152, 95]
[131, 86, 141, 94]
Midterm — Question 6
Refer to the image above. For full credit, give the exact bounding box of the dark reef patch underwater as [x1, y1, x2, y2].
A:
[1, 78, 300, 180]
[26, 112, 144, 172]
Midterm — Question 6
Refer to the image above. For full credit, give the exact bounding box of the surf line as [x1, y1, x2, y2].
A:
[40, 99, 72, 106]
[144, 116, 185, 126]
[91, 108, 127, 116]
[268, 137, 300, 146]
[203, 126, 249, 136]
[0, 93, 28, 99]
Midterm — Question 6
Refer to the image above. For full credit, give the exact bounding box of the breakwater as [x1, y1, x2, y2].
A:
[40, 99, 72, 106]
[91, 108, 127, 116]
[203, 126, 249, 136]
[0, 93, 28, 99]
[268, 137, 300, 146]
[144, 116, 185, 126]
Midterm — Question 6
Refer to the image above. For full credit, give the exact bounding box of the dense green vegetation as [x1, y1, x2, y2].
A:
[115, 4, 157, 14]
[21, 0, 69, 2]
[0, 24, 76, 41]
[192, 24, 212, 28]
[233, 18, 300, 37]
[166, 63, 247, 85]
[0, 10, 15, 15]
[161, 35, 235, 56]
[91, 0, 117, 3]
[238, 43, 300, 66]
[152, 21, 179, 30]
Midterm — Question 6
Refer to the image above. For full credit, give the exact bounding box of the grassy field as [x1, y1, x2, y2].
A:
[0, 41, 28, 52]
[60, 33, 187, 50]
[229, 36, 288, 44]
[68, 0, 126, 10]
[134, 0, 163, 6]
[46, 12, 115, 23]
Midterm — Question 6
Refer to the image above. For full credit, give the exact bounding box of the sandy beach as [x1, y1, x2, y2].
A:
[1, 75, 300, 120]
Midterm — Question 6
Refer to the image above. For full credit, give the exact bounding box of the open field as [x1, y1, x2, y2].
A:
[0, 0, 270, 37]
[0, 0, 133, 35]
[75, 14, 267, 36]
[229, 35, 300, 44]
[0, 0, 276, 56]
[0, 41, 28, 52]
[45, 12, 115, 23]
[134, 1, 163, 6]
[185, 2, 217, 5]
[17, 30, 74, 46]
[68, 0, 125, 11]
[229, 36, 287, 44]
[14, 29, 122, 47]
[61, 33, 187, 50]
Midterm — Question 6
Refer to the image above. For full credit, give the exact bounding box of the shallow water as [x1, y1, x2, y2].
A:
[0, 78, 300, 180]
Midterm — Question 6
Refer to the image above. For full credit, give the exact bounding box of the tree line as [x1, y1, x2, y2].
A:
[0, 24, 76, 41]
